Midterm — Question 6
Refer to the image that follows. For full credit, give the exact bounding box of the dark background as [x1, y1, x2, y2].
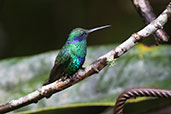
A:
[0, 0, 170, 59]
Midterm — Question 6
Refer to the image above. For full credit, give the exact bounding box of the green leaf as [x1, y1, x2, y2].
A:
[0, 44, 170, 113]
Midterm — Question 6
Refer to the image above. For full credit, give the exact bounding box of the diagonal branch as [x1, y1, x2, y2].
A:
[0, 2, 170, 113]
[132, 0, 169, 42]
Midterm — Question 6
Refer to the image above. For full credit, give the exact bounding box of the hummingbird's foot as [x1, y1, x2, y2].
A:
[61, 76, 67, 81]
[68, 75, 74, 82]
[61, 74, 72, 81]
[68, 75, 73, 80]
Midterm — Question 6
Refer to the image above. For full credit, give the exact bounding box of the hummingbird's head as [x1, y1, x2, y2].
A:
[67, 25, 111, 43]
[67, 28, 88, 43]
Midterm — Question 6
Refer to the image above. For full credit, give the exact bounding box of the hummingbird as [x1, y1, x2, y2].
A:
[43, 25, 111, 85]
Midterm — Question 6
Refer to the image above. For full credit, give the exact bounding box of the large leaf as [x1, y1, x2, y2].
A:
[0, 44, 170, 113]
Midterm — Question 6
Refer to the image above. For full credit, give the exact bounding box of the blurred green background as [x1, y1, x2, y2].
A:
[0, 0, 170, 59]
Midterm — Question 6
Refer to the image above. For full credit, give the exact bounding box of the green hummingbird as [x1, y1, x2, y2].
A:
[43, 25, 111, 85]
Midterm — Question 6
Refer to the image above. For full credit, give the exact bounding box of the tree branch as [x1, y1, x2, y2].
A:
[132, 0, 169, 42]
[0, 2, 170, 113]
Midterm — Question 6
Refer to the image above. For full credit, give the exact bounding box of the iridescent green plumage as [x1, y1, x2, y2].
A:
[44, 25, 110, 85]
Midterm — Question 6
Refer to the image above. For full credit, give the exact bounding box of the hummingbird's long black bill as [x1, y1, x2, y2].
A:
[88, 25, 111, 33]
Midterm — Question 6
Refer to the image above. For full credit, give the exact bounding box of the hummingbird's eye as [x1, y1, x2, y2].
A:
[80, 33, 85, 36]
[82, 32, 87, 36]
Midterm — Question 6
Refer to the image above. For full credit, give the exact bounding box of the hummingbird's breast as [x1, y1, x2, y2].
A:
[64, 40, 86, 74]
[69, 40, 87, 58]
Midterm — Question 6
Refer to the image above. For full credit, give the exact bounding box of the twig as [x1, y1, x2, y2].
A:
[132, 0, 169, 42]
[0, 2, 170, 113]
[113, 88, 171, 114]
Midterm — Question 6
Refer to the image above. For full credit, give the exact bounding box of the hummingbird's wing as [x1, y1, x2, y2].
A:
[43, 48, 71, 85]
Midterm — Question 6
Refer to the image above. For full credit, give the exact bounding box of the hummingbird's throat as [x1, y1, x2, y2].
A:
[67, 35, 87, 43]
